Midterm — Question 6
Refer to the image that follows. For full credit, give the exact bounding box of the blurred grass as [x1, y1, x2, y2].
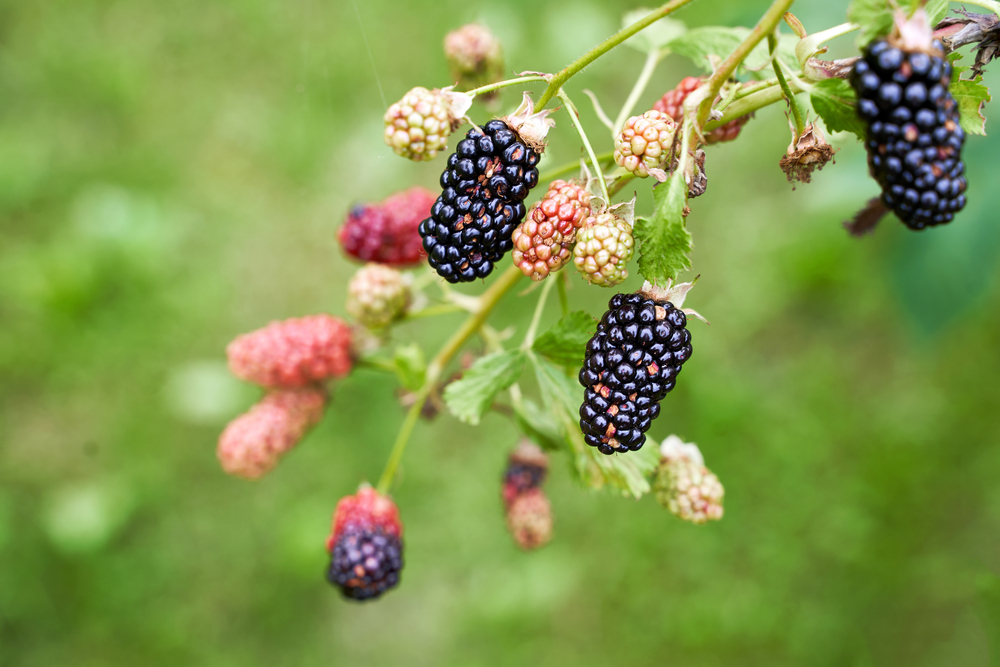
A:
[3, 0, 1000, 665]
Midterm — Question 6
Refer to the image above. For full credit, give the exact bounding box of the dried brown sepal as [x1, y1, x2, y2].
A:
[843, 197, 890, 237]
[780, 123, 836, 186]
[502, 93, 556, 153]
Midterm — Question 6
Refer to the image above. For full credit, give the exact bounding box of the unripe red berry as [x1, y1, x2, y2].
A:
[653, 76, 750, 144]
[338, 187, 436, 267]
[226, 314, 352, 388]
[217, 386, 327, 479]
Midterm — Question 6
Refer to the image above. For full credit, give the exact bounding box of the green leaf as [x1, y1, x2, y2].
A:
[622, 9, 686, 54]
[810, 78, 867, 140]
[952, 78, 991, 135]
[847, 0, 895, 47]
[666, 27, 796, 78]
[848, 0, 946, 47]
[949, 56, 991, 136]
[532, 311, 596, 367]
[512, 398, 563, 452]
[634, 171, 691, 285]
[442, 350, 525, 426]
[393, 343, 426, 392]
[533, 354, 580, 416]
[665, 27, 743, 71]
[925, 0, 949, 25]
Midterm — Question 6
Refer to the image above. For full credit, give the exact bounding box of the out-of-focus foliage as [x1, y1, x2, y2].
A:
[3, 0, 1000, 665]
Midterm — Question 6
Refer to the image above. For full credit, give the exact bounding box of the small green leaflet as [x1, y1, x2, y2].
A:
[533, 355, 579, 416]
[393, 343, 426, 392]
[532, 311, 595, 367]
[810, 78, 866, 140]
[848, 0, 950, 47]
[949, 53, 991, 136]
[634, 171, 691, 285]
[574, 441, 660, 499]
[442, 350, 525, 426]
[512, 397, 563, 452]
[622, 8, 686, 54]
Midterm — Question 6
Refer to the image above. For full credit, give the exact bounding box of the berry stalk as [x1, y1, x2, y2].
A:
[376, 265, 524, 494]
[533, 0, 699, 112]
[464, 75, 551, 98]
[612, 49, 664, 136]
[768, 32, 806, 138]
[556, 89, 610, 202]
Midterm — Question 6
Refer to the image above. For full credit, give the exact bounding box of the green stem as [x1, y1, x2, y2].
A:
[706, 79, 799, 129]
[557, 271, 569, 316]
[692, 0, 796, 128]
[404, 303, 465, 320]
[612, 49, 663, 135]
[556, 89, 610, 202]
[356, 356, 397, 374]
[533, 0, 699, 111]
[539, 152, 615, 183]
[769, 32, 804, 138]
[465, 75, 550, 98]
[521, 278, 556, 351]
[376, 266, 523, 494]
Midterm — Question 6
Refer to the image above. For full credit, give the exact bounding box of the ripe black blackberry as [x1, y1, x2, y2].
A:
[578, 290, 694, 455]
[850, 15, 967, 230]
[419, 119, 540, 282]
[327, 526, 403, 601]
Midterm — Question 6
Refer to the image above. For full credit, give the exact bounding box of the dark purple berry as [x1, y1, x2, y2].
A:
[578, 292, 692, 455]
[327, 526, 403, 601]
[419, 119, 540, 282]
[850, 38, 967, 230]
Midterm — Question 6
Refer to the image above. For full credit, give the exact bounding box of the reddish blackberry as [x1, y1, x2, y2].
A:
[325, 487, 404, 601]
[327, 526, 403, 600]
[502, 440, 548, 507]
[850, 14, 967, 230]
[419, 119, 540, 282]
[578, 290, 695, 455]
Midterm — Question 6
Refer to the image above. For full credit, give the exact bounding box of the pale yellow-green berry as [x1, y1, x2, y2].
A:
[653, 436, 724, 524]
[613, 110, 678, 178]
[572, 212, 634, 287]
[383, 87, 469, 161]
[346, 264, 410, 329]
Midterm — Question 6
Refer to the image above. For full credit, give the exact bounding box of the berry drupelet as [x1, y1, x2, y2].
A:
[578, 290, 695, 454]
[419, 119, 540, 282]
[326, 487, 404, 601]
[850, 13, 967, 230]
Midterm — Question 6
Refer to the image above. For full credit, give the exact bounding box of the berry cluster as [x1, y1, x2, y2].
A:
[419, 119, 540, 282]
[338, 187, 436, 267]
[511, 179, 592, 281]
[579, 291, 693, 454]
[573, 210, 635, 288]
[502, 442, 552, 550]
[326, 487, 404, 601]
[851, 37, 967, 229]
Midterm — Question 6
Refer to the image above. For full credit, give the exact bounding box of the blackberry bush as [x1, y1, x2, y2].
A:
[213, 2, 996, 604]
[850, 13, 968, 229]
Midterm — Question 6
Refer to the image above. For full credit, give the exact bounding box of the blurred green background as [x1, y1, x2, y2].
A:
[3, 0, 1000, 664]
